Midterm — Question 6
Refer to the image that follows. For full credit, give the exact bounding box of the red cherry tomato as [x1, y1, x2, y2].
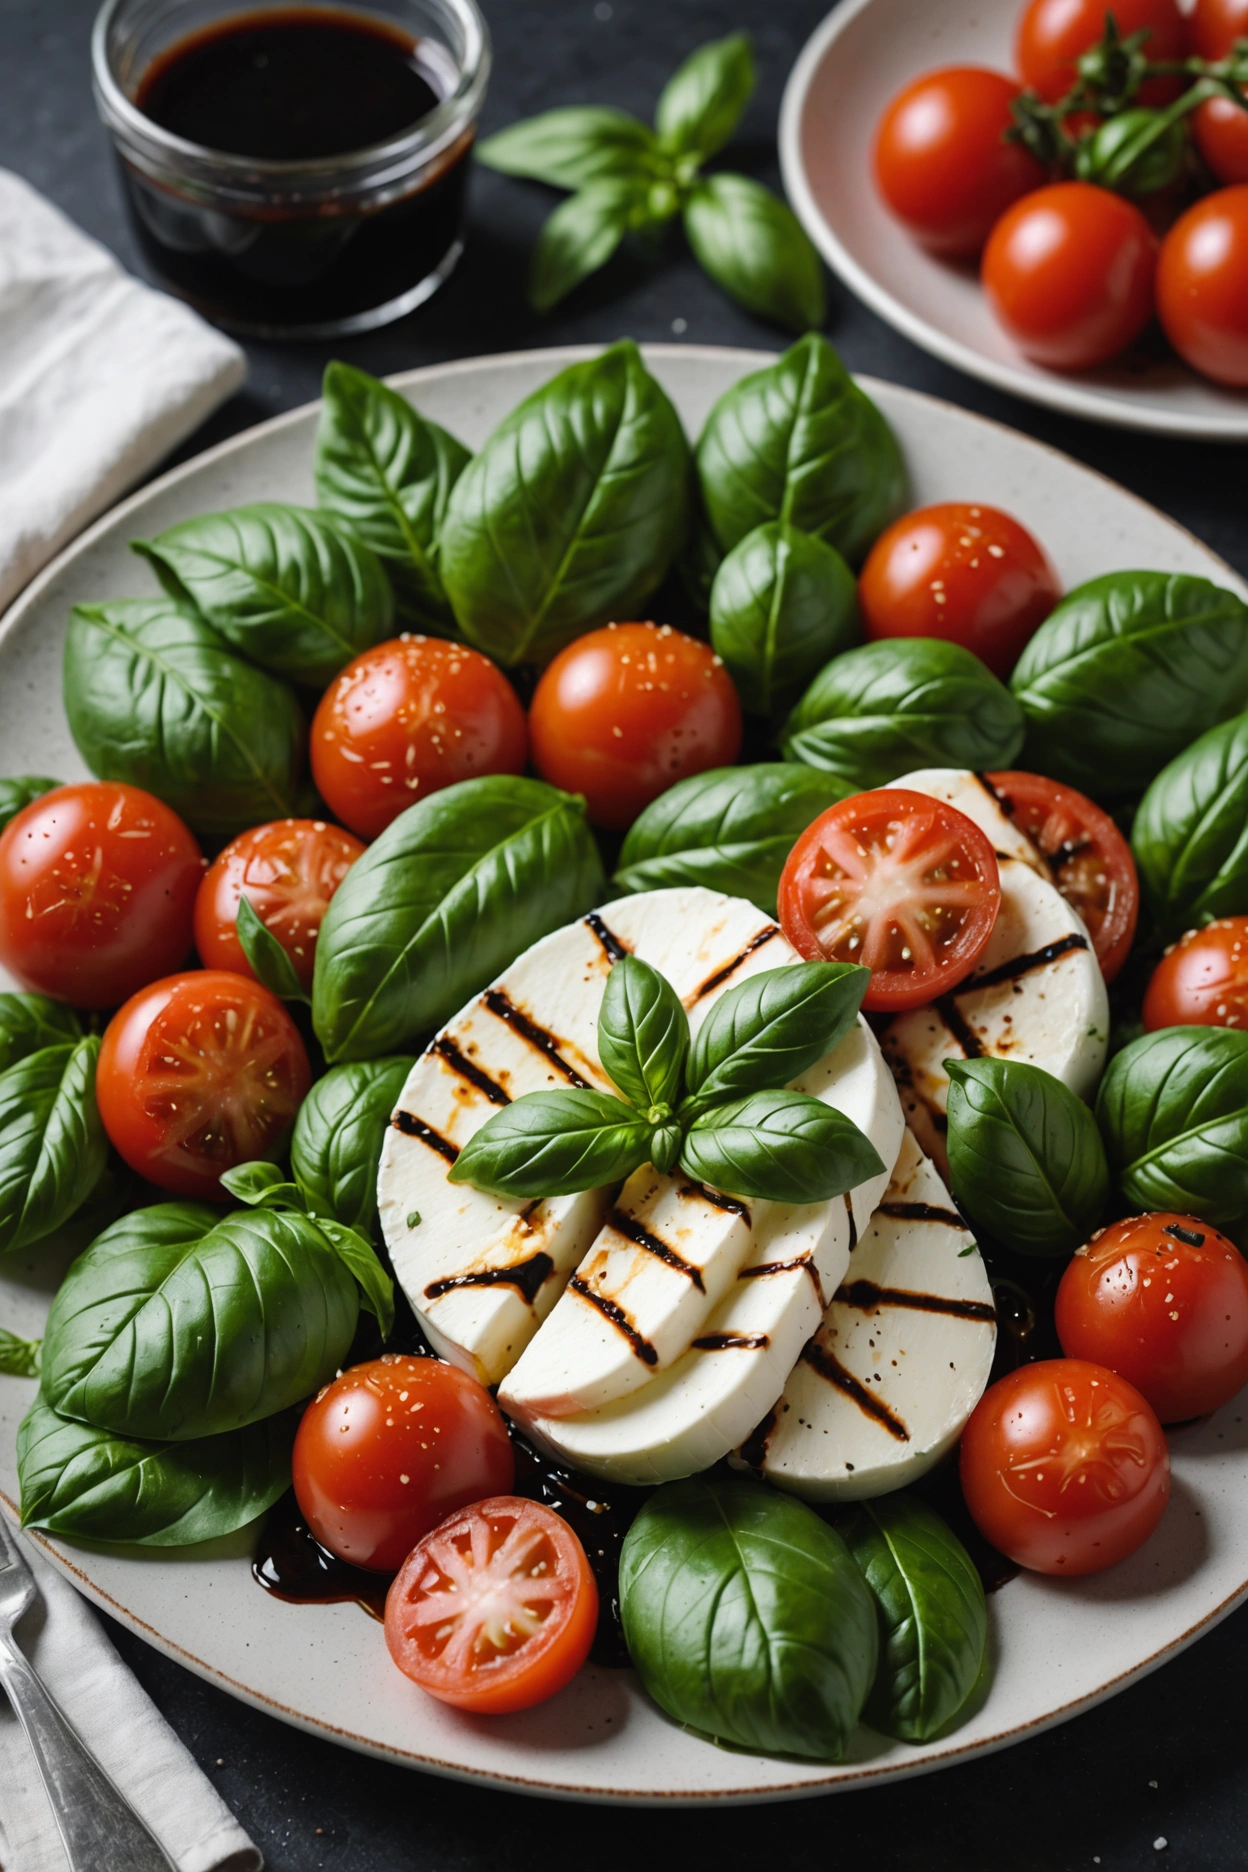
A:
[293, 1355, 515, 1573]
[873, 67, 1046, 258]
[0, 782, 202, 1009]
[385, 1496, 598, 1713]
[778, 788, 1001, 1012]
[858, 503, 1060, 679]
[960, 1358, 1170, 1575]
[1187, 0, 1248, 60]
[1157, 187, 1248, 387]
[982, 182, 1158, 370]
[1193, 96, 1248, 186]
[984, 770, 1139, 981]
[1056, 1213, 1248, 1422]
[310, 635, 528, 841]
[1142, 918, 1248, 1030]
[528, 622, 742, 832]
[1016, 0, 1185, 105]
[96, 970, 311, 1198]
[194, 818, 365, 994]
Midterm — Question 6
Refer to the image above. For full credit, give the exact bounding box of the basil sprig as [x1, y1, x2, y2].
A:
[478, 34, 825, 330]
[450, 954, 880, 1204]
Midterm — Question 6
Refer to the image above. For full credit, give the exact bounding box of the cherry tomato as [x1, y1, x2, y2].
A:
[778, 788, 1001, 1012]
[293, 1355, 515, 1573]
[873, 67, 1046, 258]
[858, 503, 1060, 679]
[1193, 96, 1248, 186]
[310, 634, 528, 841]
[385, 1496, 598, 1713]
[1056, 1213, 1248, 1422]
[194, 818, 365, 994]
[1142, 918, 1248, 1030]
[1187, 0, 1248, 60]
[960, 1358, 1170, 1575]
[984, 770, 1139, 981]
[982, 182, 1158, 370]
[1016, 0, 1185, 106]
[528, 622, 742, 832]
[96, 970, 311, 1198]
[1156, 186, 1248, 386]
[0, 782, 202, 1009]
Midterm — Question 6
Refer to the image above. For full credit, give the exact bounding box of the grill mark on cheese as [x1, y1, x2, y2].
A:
[738, 1253, 826, 1310]
[961, 932, 1090, 994]
[425, 1249, 555, 1306]
[739, 1406, 777, 1468]
[835, 1277, 997, 1324]
[392, 1109, 459, 1162]
[568, 1274, 658, 1364]
[879, 1199, 964, 1228]
[677, 1181, 750, 1223]
[583, 911, 629, 961]
[845, 1191, 858, 1251]
[801, 1339, 910, 1441]
[606, 1208, 706, 1291]
[691, 1331, 770, 1351]
[432, 1036, 511, 1107]
[481, 988, 591, 1088]
[932, 993, 985, 1059]
[690, 924, 781, 1001]
[972, 770, 1015, 814]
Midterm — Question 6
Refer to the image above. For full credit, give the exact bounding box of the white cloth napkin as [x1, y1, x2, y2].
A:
[0, 168, 246, 616]
[0, 1525, 262, 1872]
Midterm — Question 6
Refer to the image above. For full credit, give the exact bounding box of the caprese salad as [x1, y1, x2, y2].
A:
[5, 337, 1248, 1764]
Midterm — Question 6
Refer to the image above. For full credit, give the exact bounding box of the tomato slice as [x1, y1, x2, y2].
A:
[778, 789, 1001, 1012]
[985, 770, 1139, 983]
[194, 817, 365, 994]
[385, 1497, 598, 1714]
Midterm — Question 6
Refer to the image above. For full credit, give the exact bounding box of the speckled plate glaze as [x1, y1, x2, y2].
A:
[779, 0, 1248, 439]
[2, 346, 1248, 1804]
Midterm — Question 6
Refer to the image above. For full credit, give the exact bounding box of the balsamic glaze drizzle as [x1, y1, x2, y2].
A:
[424, 1250, 555, 1306]
[481, 989, 591, 1088]
[583, 912, 629, 962]
[568, 1274, 658, 1364]
[606, 1207, 706, 1290]
[691, 925, 780, 1001]
[392, 1109, 458, 1162]
[834, 1277, 998, 1324]
[433, 1036, 511, 1106]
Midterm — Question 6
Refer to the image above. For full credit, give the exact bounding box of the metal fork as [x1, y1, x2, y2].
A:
[0, 1511, 177, 1871]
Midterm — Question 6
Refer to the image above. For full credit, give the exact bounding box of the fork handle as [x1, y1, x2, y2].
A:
[0, 1630, 177, 1871]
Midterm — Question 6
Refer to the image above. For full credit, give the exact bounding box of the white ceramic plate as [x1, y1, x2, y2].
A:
[779, 0, 1248, 439]
[3, 344, 1248, 1805]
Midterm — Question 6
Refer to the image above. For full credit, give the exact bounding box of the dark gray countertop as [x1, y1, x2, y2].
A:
[2, 0, 1246, 1865]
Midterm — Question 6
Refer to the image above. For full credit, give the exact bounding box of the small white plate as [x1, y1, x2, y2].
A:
[780, 0, 1248, 439]
[2, 345, 1248, 1803]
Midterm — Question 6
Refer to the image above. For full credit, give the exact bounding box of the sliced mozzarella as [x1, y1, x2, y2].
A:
[881, 854, 1109, 1173]
[744, 1127, 995, 1502]
[891, 767, 1048, 877]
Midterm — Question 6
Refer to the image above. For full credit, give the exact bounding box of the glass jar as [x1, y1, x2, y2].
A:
[92, 0, 490, 339]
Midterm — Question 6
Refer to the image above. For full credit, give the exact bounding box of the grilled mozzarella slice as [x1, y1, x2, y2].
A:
[891, 767, 1048, 876]
[743, 1128, 996, 1501]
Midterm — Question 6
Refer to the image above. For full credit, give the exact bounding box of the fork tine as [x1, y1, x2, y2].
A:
[0, 1509, 29, 1574]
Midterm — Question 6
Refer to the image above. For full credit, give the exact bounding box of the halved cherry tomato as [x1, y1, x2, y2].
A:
[1156, 186, 1248, 387]
[0, 782, 203, 1009]
[859, 503, 1060, 679]
[873, 67, 1046, 258]
[1056, 1213, 1248, 1422]
[960, 1357, 1170, 1575]
[96, 970, 311, 1198]
[778, 789, 1001, 1012]
[529, 622, 742, 831]
[385, 1496, 598, 1714]
[985, 770, 1139, 981]
[1187, 0, 1248, 61]
[194, 818, 365, 994]
[1193, 96, 1248, 186]
[1016, 0, 1185, 106]
[1143, 918, 1248, 1030]
[293, 1356, 515, 1572]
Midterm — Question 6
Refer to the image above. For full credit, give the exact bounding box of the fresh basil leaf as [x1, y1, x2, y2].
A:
[313, 776, 604, 1062]
[840, 1493, 988, 1745]
[218, 1161, 300, 1208]
[680, 1088, 884, 1203]
[317, 1217, 395, 1338]
[134, 504, 393, 687]
[1097, 1026, 1248, 1223]
[597, 954, 689, 1114]
[685, 961, 869, 1107]
[0, 776, 61, 835]
[41, 1203, 359, 1441]
[18, 1397, 294, 1547]
[530, 178, 649, 313]
[695, 334, 906, 566]
[448, 1090, 651, 1198]
[0, 1039, 106, 1257]
[710, 521, 858, 717]
[477, 106, 660, 190]
[685, 175, 826, 333]
[1132, 713, 1248, 936]
[64, 600, 304, 839]
[236, 894, 308, 1004]
[781, 638, 1025, 787]
[0, 1329, 41, 1378]
[439, 342, 690, 667]
[1011, 572, 1248, 798]
[0, 994, 82, 1075]
[290, 1056, 415, 1238]
[613, 764, 851, 914]
[655, 32, 754, 161]
[314, 362, 471, 631]
[650, 1120, 683, 1176]
[619, 1474, 878, 1760]
[946, 1058, 1109, 1259]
